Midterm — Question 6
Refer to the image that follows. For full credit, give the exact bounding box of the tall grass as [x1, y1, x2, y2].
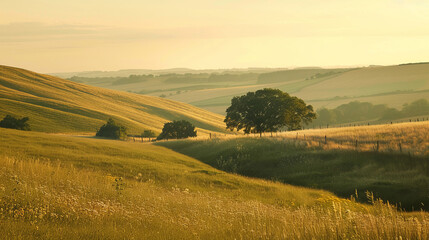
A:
[1, 155, 428, 239]
[196, 121, 429, 156]
[1, 128, 428, 239]
[158, 133, 429, 211]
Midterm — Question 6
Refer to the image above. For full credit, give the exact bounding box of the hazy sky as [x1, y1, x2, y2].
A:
[1, 0, 429, 72]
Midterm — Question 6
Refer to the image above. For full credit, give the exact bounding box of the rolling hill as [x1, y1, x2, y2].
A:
[0, 65, 227, 135]
[1, 127, 428, 239]
[158, 122, 429, 211]
[61, 63, 429, 115]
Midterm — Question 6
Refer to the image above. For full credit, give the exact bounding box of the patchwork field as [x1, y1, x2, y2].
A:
[59, 64, 429, 115]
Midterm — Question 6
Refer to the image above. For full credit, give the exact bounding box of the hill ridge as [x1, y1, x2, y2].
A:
[0, 65, 226, 134]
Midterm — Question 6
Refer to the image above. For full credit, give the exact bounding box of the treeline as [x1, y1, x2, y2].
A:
[69, 73, 259, 86]
[163, 73, 258, 84]
[312, 99, 429, 126]
[68, 68, 356, 86]
[69, 75, 153, 86]
[257, 68, 352, 84]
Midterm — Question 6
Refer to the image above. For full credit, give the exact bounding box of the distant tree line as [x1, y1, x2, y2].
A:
[69, 73, 259, 87]
[256, 68, 352, 84]
[69, 75, 153, 86]
[312, 99, 429, 126]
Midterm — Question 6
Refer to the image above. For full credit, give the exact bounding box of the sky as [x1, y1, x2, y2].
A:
[1, 0, 429, 73]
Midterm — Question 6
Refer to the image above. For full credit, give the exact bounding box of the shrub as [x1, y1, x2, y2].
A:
[157, 120, 197, 140]
[0, 115, 30, 131]
[96, 118, 127, 140]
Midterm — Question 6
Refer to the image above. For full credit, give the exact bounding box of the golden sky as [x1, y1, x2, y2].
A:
[1, 0, 429, 72]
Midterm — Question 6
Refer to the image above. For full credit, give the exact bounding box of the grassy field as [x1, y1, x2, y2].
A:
[158, 122, 429, 211]
[1, 128, 428, 239]
[62, 64, 429, 115]
[0, 65, 226, 135]
[279, 121, 429, 156]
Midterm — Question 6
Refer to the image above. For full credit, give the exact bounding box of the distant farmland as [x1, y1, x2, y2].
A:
[60, 63, 429, 115]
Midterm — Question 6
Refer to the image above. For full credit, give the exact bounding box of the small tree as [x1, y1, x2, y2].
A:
[0, 115, 30, 131]
[157, 120, 197, 140]
[96, 118, 127, 140]
[141, 130, 157, 141]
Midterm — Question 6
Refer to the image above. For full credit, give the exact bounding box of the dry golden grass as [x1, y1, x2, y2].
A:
[1, 155, 428, 239]
[0, 65, 226, 135]
[281, 122, 429, 156]
[190, 122, 429, 156]
[0, 127, 428, 239]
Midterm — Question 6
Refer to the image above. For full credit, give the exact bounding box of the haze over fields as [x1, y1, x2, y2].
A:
[2, 0, 429, 239]
[2, 1, 429, 73]
[57, 63, 429, 115]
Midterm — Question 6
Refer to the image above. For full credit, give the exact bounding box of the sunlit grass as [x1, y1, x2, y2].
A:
[189, 121, 429, 156]
[159, 122, 429, 211]
[1, 154, 428, 239]
[0, 128, 428, 238]
[0, 65, 226, 135]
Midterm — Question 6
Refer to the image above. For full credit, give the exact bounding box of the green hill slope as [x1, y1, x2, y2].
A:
[0, 65, 226, 134]
[1, 128, 427, 239]
[158, 135, 429, 211]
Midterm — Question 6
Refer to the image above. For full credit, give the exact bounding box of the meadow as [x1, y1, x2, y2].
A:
[1, 128, 428, 239]
[158, 122, 429, 211]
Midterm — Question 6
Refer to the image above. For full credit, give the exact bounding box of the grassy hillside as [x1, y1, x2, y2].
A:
[1, 128, 428, 239]
[0, 65, 226, 135]
[158, 122, 429, 211]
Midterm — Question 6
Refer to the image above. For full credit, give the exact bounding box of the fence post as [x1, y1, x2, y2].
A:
[324, 135, 327, 144]
[376, 141, 379, 152]
[209, 133, 211, 139]
[398, 143, 402, 153]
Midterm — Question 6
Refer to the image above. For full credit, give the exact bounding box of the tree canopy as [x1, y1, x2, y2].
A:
[0, 115, 31, 131]
[157, 120, 197, 140]
[224, 88, 315, 134]
[311, 99, 429, 126]
[96, 118, 127, 140]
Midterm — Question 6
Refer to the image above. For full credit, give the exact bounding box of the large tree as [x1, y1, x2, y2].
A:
[224, 88, 316, 135]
